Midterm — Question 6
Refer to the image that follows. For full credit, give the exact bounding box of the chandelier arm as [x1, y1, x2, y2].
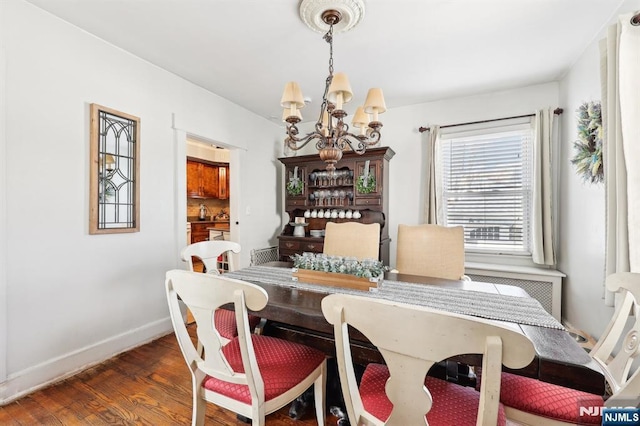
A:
[285, 130, 324, 151]
[315, 137, 330, 152]
[337, 130, 380, 154]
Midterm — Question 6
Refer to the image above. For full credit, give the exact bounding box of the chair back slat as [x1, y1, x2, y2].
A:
[165, 270, 267, 385]
[322, 293, 535, 425]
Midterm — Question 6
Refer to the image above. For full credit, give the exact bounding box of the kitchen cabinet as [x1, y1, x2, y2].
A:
[186, 158, 229, 199]
[218, 165, 229, 200]
[190, 221, 230, 244]
[277, 147, 394, 264]
[189, 222, 211, 244]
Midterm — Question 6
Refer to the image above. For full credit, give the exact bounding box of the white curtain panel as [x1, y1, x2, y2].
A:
[423, 125, 440, 224]
[601, 12, 639, 305]
[531, 108, 556, 266]
[619, 14, 640, 272]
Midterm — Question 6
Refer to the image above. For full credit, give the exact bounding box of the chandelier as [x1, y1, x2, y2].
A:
[280, 6, 386, 173]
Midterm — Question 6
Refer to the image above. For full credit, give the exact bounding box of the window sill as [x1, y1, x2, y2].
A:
[465, 261, 565, 278]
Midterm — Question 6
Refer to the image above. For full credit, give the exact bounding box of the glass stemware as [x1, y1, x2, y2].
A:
[323, 190, 331, 206]
[309, 172, 317, 186]
[316, 171, 324, 186]
[339, 190, 346, 206]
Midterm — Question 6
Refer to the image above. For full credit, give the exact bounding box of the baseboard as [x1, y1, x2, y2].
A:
[0, 317, 174, 405]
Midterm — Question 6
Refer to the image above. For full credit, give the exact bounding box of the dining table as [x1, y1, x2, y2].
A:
[224, 262, 605, 395]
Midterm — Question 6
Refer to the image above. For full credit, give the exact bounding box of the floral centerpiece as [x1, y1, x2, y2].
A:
[291, 252, 387, 279]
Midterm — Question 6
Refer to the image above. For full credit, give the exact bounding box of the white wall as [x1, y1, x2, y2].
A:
[557, 40, 611, 339]
[0, 0, 280, 403]
[557, 0, 640, 340]
[0, 0, 8, 385]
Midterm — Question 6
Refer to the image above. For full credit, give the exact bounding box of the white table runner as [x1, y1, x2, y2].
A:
[224, 266, 564, 330]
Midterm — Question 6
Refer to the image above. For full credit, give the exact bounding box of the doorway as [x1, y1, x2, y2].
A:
[173, 128, 242, 271]
[185, 138, 231, 241]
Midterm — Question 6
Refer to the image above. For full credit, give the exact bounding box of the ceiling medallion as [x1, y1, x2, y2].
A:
[299, 0, 365, 33]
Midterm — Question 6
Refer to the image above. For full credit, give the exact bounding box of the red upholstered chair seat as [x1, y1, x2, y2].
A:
[359, 363, 507, 426]
[214, 309, 261, 341]
[203, 334, 326, 404]
[500, 372, 603, 424]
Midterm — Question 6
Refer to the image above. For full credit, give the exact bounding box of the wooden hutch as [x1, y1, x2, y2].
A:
[278, 147, 395, 265]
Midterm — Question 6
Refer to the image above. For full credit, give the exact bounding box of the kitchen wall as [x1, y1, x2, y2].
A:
[187, 198, 229, 220]
[186, 139, 230, 163]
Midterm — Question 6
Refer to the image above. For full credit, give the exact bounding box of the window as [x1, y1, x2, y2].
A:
[436, 117, 533, 255]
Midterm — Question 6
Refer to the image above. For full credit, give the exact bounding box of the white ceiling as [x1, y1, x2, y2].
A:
[24, 0, 626, 124]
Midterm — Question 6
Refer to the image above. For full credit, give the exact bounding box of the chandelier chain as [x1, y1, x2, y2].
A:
[318, 23, 335, 136]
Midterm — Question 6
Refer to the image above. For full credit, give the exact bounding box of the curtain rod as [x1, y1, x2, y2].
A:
[418, 108, 564, 133]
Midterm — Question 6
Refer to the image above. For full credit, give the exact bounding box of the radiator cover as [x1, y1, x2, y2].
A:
[465, 264, 564, 321]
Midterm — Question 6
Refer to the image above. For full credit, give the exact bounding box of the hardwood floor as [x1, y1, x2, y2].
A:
[0, 326, 336, 425]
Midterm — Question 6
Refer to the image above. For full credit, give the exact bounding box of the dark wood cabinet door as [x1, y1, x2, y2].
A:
[186, 160, 202, 197]
[218, 165, 228, 199]
[190, 222, 210, 244]
[200, 163, 219, 198]
[187, 158, 229, 199]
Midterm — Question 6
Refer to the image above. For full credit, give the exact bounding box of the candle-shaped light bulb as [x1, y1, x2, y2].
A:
[322, 110, 329, 136]
[351, 106, 369, 136]
[335, 92, 344, 111]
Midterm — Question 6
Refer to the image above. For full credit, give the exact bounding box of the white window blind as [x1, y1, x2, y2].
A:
[436, 118, 533, 255]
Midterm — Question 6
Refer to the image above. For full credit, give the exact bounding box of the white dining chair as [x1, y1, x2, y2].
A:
[323, 222, 380, 260]
[396, 224, 469, 281]
[181, 240, 240, 274]
[497, 272, 640, 425]
[321, 292, 536, 425]
[166, 269, 326, 426]
[181, 241, 261, 345]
